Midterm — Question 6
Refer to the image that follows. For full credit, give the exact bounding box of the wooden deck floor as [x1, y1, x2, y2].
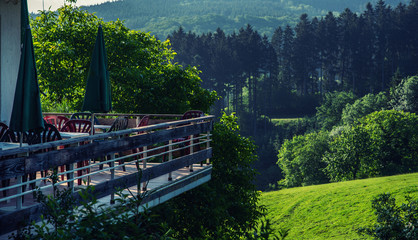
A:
[0, 161, 211, 239]
[0, 115, 215, 237]
[0, 161, 208, 211]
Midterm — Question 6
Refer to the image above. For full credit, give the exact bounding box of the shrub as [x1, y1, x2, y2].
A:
[152, 113, 264, 239]
[325, 110, 418, 181]
[359, 193, 418, 240]
[389, 76, 418, 113]
[315, 91, 357, 130]
[277, 131, 330, 187]
[342, 92, 388, 125]
[33, 4, 217, 114]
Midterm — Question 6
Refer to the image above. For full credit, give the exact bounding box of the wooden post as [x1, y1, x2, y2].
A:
[69, 163, 74, 192]
[189, 134, 194, 172]
[16, 176, 22, 210]
[16, 151, 29, 209]
[89, 113, 95, 185]
[110, 153, 115, 204]
[168, 138, 173, 181]
[206, 130, 210, 165]
[142, 146, 147, 191]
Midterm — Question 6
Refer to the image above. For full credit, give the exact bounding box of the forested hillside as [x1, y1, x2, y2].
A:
[84, 0, 408, 38]
[83, 0, 417, 190]
[166, 0, 418, 189]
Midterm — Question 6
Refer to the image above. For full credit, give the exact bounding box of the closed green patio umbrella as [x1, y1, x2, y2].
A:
[82, 25, 112, 114]
[81, 26, 111, 184]
[9, 0, 44, 139]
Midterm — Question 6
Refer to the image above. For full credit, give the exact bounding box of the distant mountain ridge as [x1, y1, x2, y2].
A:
[84, 0, 409, 39]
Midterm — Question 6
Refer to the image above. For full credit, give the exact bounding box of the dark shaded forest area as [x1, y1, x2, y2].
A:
[86, 0, 408, 38]
[168, 0, 418, 189]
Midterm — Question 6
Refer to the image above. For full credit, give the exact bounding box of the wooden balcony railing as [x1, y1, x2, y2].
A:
[0, 115, 214, 235]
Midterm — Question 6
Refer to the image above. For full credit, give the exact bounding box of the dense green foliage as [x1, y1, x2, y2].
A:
[325, 110, 418, 181]
[253, 117, 316, 190]
[153, 113, 264, 239]
[161, 0, 418, 190]
[359, 193, 418, 240]
[342, 92, 388, 125]
[389, 76, 418, 113]
[275, 70, 418, 187]
[315, 91, 357, 130]
[83, 0, 408, 39]
[278, 109, 418, 187]
[32, 3, 216, 114]
[261, 172, 418, 239]
[30, 1, 418, 191]
[169, 0, 418, 117]
[277, 131, 330, 187]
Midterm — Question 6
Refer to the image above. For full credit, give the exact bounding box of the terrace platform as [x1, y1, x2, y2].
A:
[0, 115, 214, 236]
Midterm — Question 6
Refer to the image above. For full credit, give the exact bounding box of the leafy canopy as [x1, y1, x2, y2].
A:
[315, 91, 357, 130]
[153, 113, 264, 239]
[342, 92, 388, 125]
[32, 2, 216, 113]
[389, 76, 418, 114]
[325, 110, 418, 181]
[277, 131, 330, 187]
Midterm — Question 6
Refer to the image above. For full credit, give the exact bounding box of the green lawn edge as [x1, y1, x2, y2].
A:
[260, 172, 418, 239]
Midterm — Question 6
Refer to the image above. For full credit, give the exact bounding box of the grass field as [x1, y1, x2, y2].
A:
[270, 118, 301, 125]
[260, 173, 418, 239]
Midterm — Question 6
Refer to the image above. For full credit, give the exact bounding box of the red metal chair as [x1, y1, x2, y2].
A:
[174, 110, 204, 155]
[181, 110, 204, 120]
[137, 115, 150, 128]
[44, 115, 69, 131]
[60, 119, 92, 185]
[159, 111, 204, 170]
[60, 119, 93, 134]
[43, 116, 68, 180]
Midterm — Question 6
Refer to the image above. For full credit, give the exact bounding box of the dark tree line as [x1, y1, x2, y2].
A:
[87, 0, 408, 39]
[168, 0, 418, 190]
[168, 0, 418, 119]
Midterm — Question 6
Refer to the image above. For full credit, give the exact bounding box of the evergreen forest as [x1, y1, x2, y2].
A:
[165, 0, 418, 189]
[83, 0, 418, 189]
[84, 0, 409, 39]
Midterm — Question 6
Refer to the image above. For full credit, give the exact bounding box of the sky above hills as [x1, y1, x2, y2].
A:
[28, 0, 114, 13]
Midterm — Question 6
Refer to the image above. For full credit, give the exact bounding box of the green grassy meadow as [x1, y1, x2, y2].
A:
[270, 118, 301, 125]
[260, 173, 418, 239]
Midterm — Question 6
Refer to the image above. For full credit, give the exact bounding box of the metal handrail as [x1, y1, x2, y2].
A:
[0, 116, 214, 208]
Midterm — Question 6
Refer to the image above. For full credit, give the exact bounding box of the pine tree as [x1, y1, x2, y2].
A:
[293, 13, 315, 95]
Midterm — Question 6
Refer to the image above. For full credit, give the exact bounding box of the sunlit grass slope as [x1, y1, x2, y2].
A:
[260, 173, 418, 240]
[271, 118, 301, 125]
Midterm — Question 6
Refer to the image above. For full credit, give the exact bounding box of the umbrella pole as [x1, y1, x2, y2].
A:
[88, 113, 95, 186]
[19, 132, 23, 147]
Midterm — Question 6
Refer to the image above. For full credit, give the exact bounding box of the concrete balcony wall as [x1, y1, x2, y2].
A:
[0, 1, 20, 124]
